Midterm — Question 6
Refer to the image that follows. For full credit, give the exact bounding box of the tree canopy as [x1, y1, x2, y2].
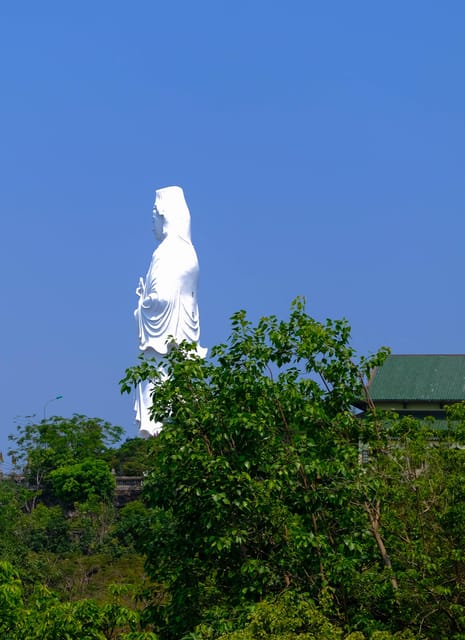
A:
[121, 300, 388, 637]
[122, 299, 465, 639]
[3, 300, 465, 638]
[8, 414, 124, 506]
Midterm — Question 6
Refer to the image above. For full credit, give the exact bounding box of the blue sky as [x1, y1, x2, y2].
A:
[1, 2, 464, 466]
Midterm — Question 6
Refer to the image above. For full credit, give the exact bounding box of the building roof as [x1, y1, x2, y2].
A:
[367, 355, 465, 403]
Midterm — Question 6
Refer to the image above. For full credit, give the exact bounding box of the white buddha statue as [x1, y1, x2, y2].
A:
[134, 186, 207, 437]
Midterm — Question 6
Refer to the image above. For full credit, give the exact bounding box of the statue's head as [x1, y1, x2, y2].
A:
[152, 186, 192, 243]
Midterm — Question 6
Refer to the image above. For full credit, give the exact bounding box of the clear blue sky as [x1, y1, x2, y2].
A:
[1, 2, 464, 466]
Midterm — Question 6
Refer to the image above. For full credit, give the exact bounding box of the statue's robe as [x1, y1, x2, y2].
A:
[135, 236, 203, 354]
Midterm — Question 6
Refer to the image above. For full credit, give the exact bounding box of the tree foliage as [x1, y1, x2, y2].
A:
[105, 437, 154, 476]
[9, 414, 123, 481]
[8, 414, 123, 507]
[48, 458, 116, 506]
[121, 299, 390, 638]
[0, 560, 156, 639]
[3, 301, 465, 638]
[122, 299, 465, 639]
[3, 414, 147, 595]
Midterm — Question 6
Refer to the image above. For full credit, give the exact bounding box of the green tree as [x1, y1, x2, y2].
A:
[22, 503, 70, 553]
[0, 561, 23, 635]
[114, 500, 151, 551]
[215, 591, 419, 640]
[49, 458, 116, 507]
[106, 438, 153, 476]
[121, 299, 389, 638]
[69, 496, 118, 554]
[0, 560, 157, 639]
[350, 408, 465, 638]
[122, 300, 465, 639]
[0, 479, 33, 556]
[8, 414, 123, 506]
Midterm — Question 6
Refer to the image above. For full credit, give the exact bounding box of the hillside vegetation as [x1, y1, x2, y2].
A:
[2, 301, 465, 639]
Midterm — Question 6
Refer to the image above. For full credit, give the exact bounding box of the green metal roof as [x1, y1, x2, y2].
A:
[368, 355, 465, 402]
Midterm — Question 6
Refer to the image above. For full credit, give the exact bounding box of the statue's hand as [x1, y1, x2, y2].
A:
[136, 277, 145, 297]
[142, 295, 155, 308]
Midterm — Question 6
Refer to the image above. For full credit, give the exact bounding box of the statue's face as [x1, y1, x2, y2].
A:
[152, 205, 165, 241]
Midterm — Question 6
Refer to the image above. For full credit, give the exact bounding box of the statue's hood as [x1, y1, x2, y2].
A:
[155, 185, 192, 243]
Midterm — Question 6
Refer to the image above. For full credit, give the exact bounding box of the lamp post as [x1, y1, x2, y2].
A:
[43, 395, 63, 419]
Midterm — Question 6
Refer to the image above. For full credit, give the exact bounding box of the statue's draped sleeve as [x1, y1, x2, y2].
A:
[134, 236, 204, 356]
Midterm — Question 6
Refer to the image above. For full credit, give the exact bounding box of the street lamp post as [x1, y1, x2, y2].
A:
[43, 395, 63, 419]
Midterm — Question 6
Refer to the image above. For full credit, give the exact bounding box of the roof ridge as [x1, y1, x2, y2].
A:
[388, 354, 465, 357]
